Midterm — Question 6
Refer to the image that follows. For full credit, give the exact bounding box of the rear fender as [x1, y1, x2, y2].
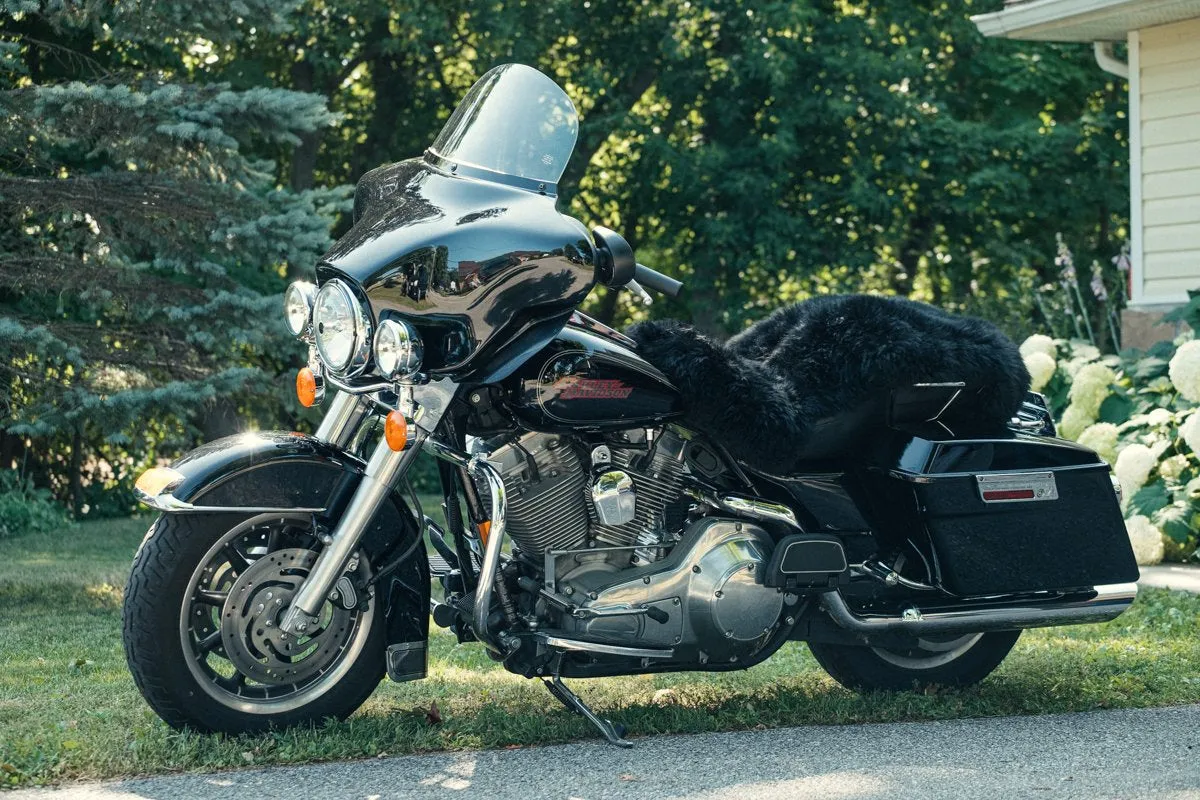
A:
[134, 431, 430, 673]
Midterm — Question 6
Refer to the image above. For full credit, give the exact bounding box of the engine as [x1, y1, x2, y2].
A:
[474, 427, 787, 665]
[479, 428, 692, 575]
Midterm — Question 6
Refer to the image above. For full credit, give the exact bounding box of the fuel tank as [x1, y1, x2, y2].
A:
[503, 323, 683, 432]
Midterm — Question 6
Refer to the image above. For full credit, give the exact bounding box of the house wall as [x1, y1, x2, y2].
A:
[1133, 17, 1200, 307]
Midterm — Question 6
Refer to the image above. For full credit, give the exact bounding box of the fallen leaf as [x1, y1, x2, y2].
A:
[620, 774, 639, 782]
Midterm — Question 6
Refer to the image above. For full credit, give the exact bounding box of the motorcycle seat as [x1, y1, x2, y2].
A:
[627, 294, 1030, 474]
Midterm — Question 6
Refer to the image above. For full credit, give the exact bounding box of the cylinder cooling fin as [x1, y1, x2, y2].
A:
[473, 428, 694, 569]
[479, 432, 591, 559]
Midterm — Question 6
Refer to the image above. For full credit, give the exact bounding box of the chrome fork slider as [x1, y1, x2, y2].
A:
[281, 430, 428, 634]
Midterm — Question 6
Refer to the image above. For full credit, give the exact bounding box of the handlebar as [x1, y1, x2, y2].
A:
[634, 263, 683, 298]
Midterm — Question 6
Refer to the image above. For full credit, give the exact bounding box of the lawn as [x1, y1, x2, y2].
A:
[2, 516, 1199, 789]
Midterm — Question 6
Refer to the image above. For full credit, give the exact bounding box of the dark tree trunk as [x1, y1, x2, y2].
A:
[69, 425, 84, 519]
[289, 59, 321, 195]
[201, 398, 241, 441]
[593, 287, 620, 325]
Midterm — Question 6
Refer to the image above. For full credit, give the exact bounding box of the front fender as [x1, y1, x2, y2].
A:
[134, 431, 430, 676]
[135, 431, 366, 513]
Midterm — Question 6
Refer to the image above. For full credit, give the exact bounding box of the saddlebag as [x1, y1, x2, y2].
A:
[866, 426, 1140, 596]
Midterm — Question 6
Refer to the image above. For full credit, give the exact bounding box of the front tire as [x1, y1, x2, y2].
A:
[123, 512, 386, 734]
[808, 630, 1020, 692]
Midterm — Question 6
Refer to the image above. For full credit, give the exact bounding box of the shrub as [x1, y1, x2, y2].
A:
[0, 472, 69, 539]
[1021, 300, 1200, 564]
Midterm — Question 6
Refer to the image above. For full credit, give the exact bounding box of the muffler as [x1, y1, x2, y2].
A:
[821, 582, 1137, 637]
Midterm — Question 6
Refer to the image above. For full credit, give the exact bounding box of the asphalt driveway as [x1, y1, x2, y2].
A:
[14, 704, 1199, 800]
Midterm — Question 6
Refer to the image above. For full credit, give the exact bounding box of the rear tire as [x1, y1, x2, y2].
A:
[123, 513, 386, 734]
[808, 630, 1020, 692]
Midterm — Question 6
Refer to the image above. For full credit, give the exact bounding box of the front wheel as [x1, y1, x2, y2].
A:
[808, 630, 1020, 692]
[123, 512, 386, 734]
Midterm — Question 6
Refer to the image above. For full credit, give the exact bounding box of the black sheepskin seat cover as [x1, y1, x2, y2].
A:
[627, 294, 1029, 473]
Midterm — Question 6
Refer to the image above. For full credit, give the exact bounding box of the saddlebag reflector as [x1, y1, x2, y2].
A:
[977, 472, 1057, 503]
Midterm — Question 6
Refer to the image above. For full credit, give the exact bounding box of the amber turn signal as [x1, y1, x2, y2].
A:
[296, 367, 318, 407]
[478, 520, 492, 545]
[384, 411, 409, 451]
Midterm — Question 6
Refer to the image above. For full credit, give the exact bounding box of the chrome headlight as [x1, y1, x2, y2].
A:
[313, 279, 371, 375]
[283, 281, 316, 337]
[373, 319, 423, 380]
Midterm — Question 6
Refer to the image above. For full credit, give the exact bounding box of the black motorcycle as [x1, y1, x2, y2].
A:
[123, 64, 1139, 746]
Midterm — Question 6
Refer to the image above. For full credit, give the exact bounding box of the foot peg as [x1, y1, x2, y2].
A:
[543, 674, 632, 748]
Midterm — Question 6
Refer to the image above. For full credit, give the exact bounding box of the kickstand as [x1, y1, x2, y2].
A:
[543, 671, 633, 748]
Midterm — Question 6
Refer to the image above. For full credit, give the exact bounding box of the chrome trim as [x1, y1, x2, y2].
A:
[1110, 473, 1123, 505]
[135, 488, 325, 515]
[468, 457, 507, 654]
[373, 318, 423, 381]
[591, 470, 636, 526]
[703, 493, 803, 532]
[284, 280, 317, 338]
[820, 582, 1137, 636]
[282, 429, 429, 632]
[422, 436, 508, 654]
[314, 279, 373, 378]
[325, 373, 395, 395]
[537, 633, 675, 659]
[976, 471, 1058, 503]
[314, 391, 371, 449]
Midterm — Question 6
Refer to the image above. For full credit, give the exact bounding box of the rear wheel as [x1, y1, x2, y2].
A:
[123, 512, 385, 733]
[808, 630, 1020, 692]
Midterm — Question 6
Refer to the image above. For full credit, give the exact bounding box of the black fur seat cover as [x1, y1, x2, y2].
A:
[627, 294, 1029, 473]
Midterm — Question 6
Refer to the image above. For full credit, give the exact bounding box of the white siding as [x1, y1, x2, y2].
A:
[1137, 18, 1200, 305]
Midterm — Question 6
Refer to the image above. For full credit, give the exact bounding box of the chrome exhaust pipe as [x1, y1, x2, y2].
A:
[821, 582, 1137, 637]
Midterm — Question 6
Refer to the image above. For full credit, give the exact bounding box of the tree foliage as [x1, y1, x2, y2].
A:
[0, 1, 347, 514]
[1, 0, 1131, 516]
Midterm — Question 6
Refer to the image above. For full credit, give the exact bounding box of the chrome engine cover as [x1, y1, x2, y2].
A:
[567, 517, 784, 664]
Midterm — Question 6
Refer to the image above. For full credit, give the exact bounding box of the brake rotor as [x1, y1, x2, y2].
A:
[220, 548, 358, 686]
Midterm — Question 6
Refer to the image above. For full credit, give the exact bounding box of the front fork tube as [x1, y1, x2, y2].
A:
[315, 391, 371, 449]
[282, 400, 428, 635]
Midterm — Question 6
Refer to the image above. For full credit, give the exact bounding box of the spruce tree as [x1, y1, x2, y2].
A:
[0, 1, 348, 515]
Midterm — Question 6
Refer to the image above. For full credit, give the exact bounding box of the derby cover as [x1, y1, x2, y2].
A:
[627, 295, 1030, 473]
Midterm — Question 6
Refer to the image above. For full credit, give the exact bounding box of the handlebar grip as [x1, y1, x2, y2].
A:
[634, 263, 683, 298]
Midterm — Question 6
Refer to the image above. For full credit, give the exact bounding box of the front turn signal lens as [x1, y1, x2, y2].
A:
[296, 367, 318, 407]
[385, 410, 409, 451]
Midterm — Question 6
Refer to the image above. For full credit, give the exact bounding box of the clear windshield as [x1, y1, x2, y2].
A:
[429, 64, 578, 186]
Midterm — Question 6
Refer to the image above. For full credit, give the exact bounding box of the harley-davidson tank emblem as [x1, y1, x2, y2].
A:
[555, 376, 635, 400]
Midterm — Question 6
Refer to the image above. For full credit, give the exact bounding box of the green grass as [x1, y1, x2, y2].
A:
[3, 516, 1200, 788]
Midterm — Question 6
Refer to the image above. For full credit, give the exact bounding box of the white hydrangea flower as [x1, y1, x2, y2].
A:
[1159, 454, 1189, 483]
[1181, 412, 1200, 457]
[1068, 362, 1116, 417]
[1144, 408, 1174, 427]
[1077, 422, 1119, 465]
[1115, 443, 1157, 497]
[1059, 403, 1095, 441]
[1024, 352, 1057, 392]
[1125, 515, 1165, 566]
[1169, 340, 1200, 403]
[1019, 334, 1057, 360]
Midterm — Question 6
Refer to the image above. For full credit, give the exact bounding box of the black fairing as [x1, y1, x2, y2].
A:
[317, 158, 594, 379]
[503, 324, 684, 432]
